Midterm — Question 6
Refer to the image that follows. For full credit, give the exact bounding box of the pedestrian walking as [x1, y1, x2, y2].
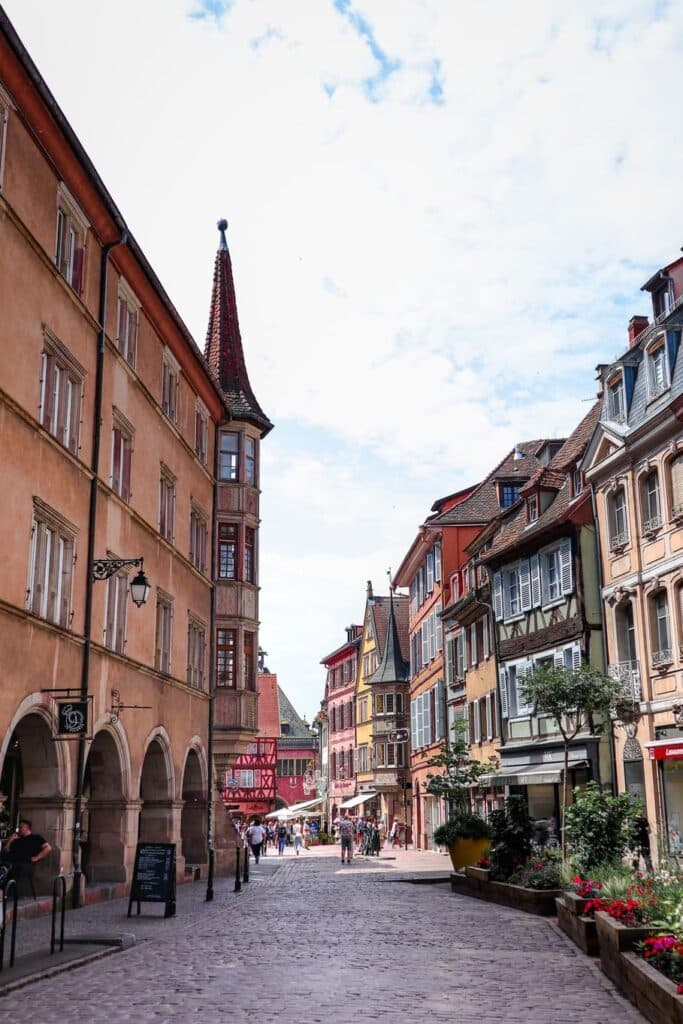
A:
[277, 822, 288, 855]
[246, 818, 265, 864]
[339, 812, 354, 864]
[292, 819, 303, 855]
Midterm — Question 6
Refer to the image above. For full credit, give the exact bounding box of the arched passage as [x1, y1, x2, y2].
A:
[180, 748, 207, 867]
[0, 711, 64, 891]
[82, 730, 126, 882]
[138, 737, 173, 843]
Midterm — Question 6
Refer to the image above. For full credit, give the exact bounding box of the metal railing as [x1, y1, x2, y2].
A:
[0, 879, 18, 971]
[50, 874, 68, 955]
[234, 845, 242, 893]
[643, 514, 663, 534]
[608, 661, 642, 702]
[609, 530, 629, 552]
[653, 649, 673, 669]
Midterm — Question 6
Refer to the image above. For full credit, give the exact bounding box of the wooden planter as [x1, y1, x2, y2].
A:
[595, 911, 656, 992]
[450, 871, 560, 916]
[465, 866, 491, 882]
[620, 951, 683, 1024]
[446, 838, 491, 871]
[555, 895, 598, 956]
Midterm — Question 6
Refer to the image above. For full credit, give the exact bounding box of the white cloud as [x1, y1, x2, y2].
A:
[5, 0, 683, 715]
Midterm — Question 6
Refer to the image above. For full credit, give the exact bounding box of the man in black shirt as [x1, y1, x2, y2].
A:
[1, 819, 51, 885]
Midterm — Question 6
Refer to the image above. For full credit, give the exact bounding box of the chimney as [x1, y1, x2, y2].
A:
[628, 315, 649, 349]
[366, 580, 374, 602]
[595, 363, 609, 398]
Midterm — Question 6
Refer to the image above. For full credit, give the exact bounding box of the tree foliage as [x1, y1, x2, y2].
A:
[564, 781, 641, 874]
[425, 720, 495, 812]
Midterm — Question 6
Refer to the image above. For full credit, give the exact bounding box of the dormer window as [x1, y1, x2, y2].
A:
[573, 468, 583, 497]
[607, 375, 625, 423]
[646, 337, 669, 400]
[500, 483, 520, 508]
[652, 280, 672, 319]
[527, 495, 538, 523]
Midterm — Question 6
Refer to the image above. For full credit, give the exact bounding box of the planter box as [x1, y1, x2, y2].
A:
[556, 896, 598, 956]
[620, 952, 683, 1024]
[446, 838, 491, 871]
[450, 871, 560, 916]
[595, 911, 656, 991]
[465, 866, 491, 882]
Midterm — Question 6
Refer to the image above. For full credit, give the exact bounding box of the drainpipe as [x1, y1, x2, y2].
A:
[206, 420, 219, 901]
[590, 482, 617, 795]
[73, 232, 126, 908]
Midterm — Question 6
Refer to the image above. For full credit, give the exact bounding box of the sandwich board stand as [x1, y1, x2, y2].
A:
[128, 842, 176, 918]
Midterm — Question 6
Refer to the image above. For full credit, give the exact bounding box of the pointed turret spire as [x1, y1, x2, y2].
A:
[205, 219, 273, 434]
[369, 589, 410, 684]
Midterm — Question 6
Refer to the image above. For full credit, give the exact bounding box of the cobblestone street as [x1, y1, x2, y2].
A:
[0, 846, 645, 1023]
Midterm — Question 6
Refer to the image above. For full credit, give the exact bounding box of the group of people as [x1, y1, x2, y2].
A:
[241, 816, 316, 862]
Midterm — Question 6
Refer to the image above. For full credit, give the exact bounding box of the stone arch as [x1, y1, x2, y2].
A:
[180, 743, 208, 867]
[0, 696, 70, 892]
[81, 726, 129, 883]
[137, 728, 175, 844]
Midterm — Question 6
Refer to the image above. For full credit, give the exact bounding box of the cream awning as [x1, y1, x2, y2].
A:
[478, 760, 589, 788]
[265, 797, 324, 820]
[339, 791, 378, 809]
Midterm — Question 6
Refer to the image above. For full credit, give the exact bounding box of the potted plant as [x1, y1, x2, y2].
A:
[433, 813, 491, 871]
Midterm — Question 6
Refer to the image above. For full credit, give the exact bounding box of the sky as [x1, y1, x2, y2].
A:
[6, 0, 683, 721]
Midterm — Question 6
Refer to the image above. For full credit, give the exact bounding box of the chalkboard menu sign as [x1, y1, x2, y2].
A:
[128, 842, 176, 918]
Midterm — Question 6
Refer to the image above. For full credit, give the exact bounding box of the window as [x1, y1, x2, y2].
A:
[470, 622, 478, 667]
[161, 351, 179, 423]
[651, 591, 672, 665]
[155, 594, 173, 674]
[672, 454, 683, 518]
[500, 483, 520, 508]
[159, 467, 175, 542]
[527, 495, 538, 523]
[194, 402, 208, 464]
[653, 282, 672, 319]
[218, 523, 237, 579]
[219, 432, 239, 481]
[426, 550, 434, 593]
[111, 412, 133, 501]
[39, 331, 84, 454]
[615, 600, 637, 665]
[189, 506, 208, 572]
[647, 342, 668, 399]
[434, 543, 442, 582]
[374, 742, 405, 768]
[543, 548, 561, 602]
[641, 470, 662, 533]
[245, 436, 257, 486]
[104, 571, 128, 653]
[607, 376, 625, 423]
[116, 282, 138, 367]
[217, 628, 236, 687]
[27, 501, 76, 628]
[244, 527, 255, 583]
[608, 487, 629, 550]
[244, 630, 256, 689]
[187, 618, 206, 689]
[504, 566, 521, 617]
[573, 468, 583, 497]
[54, 185, 87, 294]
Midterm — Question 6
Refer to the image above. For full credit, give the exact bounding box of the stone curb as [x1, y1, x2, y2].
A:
[0, 935, 136, 997]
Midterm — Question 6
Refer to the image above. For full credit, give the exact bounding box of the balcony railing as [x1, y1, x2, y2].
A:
[643, 514, 663, 534]
[608, 661, 642, 702]
[652, 649, 673, 669]
[609, 531, 629, 552]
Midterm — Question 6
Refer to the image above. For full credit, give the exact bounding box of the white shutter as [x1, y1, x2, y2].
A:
[541, 552, 550, 606]
[553, 650, 565, 668]
[482, 614, 490, 659]
[436, 602, 443, 651]
[572, 643, 582, 670]
[486, 694, 493, 740]
[445, 636, 454, 685]
[463, 702, 470, 745]
[502, 572, 512, 620]
[430, 612, 436, 660]
[420, 693, 427, 748]
[411, 698, 418, 746]
[498, 668, 509, 718]
[426, 550, 434, 593]
[559, 538, 573, 595]
[470, 622, 478, 666]
[493, 571, 503, 619]
[516, 662, 534, 715]
[519, 558, 532, 611]
[434, 543, 442, 582]
[530, 553, 541, 607]
[473, 698, 481, 743]
[422, 622, 429, 666]
[435, 680, 445, 740]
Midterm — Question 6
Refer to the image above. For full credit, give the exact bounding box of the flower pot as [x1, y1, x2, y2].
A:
[446, 838, 490, 871]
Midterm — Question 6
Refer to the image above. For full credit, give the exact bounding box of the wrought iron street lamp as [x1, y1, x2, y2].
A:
[91, 557, 151, 607]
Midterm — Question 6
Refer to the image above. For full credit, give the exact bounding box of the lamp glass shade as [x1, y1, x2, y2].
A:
[130, 569, 151, 607]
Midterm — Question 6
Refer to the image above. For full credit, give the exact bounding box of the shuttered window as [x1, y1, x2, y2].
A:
[27, 504, 76, 629]
[105, 571, 128, 653]
[38, 333, 84, 455]
[671, 455, 683, 513]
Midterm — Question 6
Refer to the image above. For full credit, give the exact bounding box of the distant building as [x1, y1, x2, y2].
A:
[276, 686, 318, 809]
[321, 625, 362, 823]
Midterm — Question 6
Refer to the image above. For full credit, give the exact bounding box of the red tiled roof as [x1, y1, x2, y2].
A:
[257, 672, 281, 736]
[204, 221, 273, 435]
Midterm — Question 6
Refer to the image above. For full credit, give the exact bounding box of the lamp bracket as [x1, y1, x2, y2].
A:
[92, 557, 143, 582]
[108, 688, 152, 724]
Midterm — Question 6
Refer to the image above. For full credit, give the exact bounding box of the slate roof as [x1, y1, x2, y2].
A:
[204, 221, 273, 435]
[368, 594, 410, 665]
[368, 593, 410, 684]
[433, 440, 556, 526]
[277, 685, 312, 739]
[480, 402, 601, 563]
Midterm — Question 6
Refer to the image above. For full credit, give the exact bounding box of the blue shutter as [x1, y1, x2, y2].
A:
[667, 329, 681, 373]
[498, 668, 509, 718]
[519, 558, 531, 611]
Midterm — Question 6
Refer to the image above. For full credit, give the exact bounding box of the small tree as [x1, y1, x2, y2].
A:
[563, 781, 641, 875]
[425, 719, 494, 814]
[521, 663, 621, 859]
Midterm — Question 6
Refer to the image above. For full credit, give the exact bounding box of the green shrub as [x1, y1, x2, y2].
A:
[489, 796, 533, 881]
[433, 813, 491, 846]
[564, 782, 640, 875]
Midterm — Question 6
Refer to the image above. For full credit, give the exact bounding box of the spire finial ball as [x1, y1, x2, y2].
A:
[217, 218, 228, 232]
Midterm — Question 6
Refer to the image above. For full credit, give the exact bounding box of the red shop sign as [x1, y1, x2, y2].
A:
[649, 742, 683, 761]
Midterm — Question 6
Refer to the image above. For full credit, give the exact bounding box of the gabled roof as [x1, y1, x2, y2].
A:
[369, 594, 410, 665]
[368, 592, 410, 684]
[433, 440, 555, 526]
[480, 403, 600, 563]
[204, 221, 273, 435]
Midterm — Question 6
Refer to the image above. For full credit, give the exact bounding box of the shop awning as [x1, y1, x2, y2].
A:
[645, 739, 683, 761]
[479, 760, 589, 788]
[265, 797, 324, 820]
[339, 792, 378, 809]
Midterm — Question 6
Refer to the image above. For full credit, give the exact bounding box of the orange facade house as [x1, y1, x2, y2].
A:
[0, 11, 270, 898]
[585, 263, 683, 858]
[321, 626, 362, 823]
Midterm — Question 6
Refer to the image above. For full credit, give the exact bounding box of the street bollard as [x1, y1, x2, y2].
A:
[242, 844, 250, 883]
[234, 846, 242, 893]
